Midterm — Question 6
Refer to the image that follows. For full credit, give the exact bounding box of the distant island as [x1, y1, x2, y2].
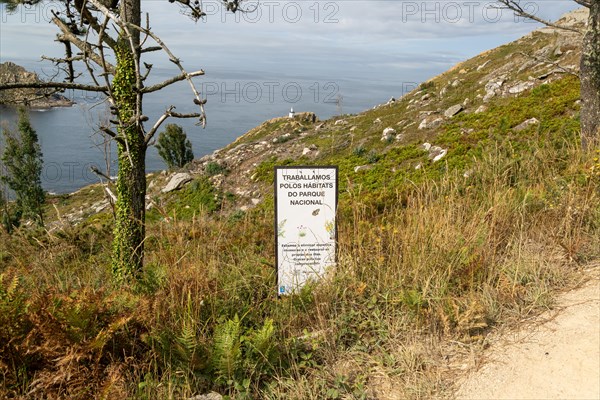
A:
[0, 62, 74, 108]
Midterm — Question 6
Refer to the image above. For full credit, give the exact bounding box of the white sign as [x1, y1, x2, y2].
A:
[275, 166, 338, 295]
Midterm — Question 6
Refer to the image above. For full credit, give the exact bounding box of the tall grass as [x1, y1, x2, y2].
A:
[1, 133, 597, 398]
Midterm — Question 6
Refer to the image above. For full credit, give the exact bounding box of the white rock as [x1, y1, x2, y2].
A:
[334, 119, 347, 125]
[431, 148, 448, 162]
[354, 165, 373, 172]
[508, 81, 535, 94]
[373, 117, 382, 124]
[419, 118, 444, 130]
[383, 127, 396, 136]
[421, 142, 432, 151]
[302, 147, 312, 155]
[477, 60, 491, 71]
[475, 105, 488, 114]
[513, 118, 540, 132]
[162, 172, 193, 193]
[444, 104, 463, 118]
[251, 198, 260, 205]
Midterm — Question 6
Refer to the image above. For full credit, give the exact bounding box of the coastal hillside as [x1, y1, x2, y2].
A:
[1, 8, 598, 399]
[0, 62, 73, 108]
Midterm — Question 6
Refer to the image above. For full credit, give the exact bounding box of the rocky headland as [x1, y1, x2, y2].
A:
[0, 62, 74, 108]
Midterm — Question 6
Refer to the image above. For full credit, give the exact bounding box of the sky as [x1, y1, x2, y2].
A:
[0, 0, 581, 86]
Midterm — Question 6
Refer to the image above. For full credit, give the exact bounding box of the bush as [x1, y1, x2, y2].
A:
[156, 124, 194, 169]
[1, 108, 45, 227]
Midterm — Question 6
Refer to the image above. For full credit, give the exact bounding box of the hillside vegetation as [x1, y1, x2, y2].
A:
[1, 10, 599, 399]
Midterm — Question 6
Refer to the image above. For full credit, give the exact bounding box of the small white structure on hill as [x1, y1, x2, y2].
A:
[288, 107, 295, 118]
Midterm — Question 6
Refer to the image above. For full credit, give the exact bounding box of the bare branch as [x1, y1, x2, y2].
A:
[572, 0, 591, 8]
[87, 0, 143, 128]
[0, 81, 108, 92]
[144, 106, 201, 144]
[52, 13, 116, 73]
[141, 46, 162, 53]
[496, 1, 585, 35]
[97, 16, 114, 97]
[142, 70, 205, 93]
[91, 165, 114, 182]
[516, 51, 579, 78]
[41, 54, 87, 64]
[130, 24, 207, 127]
[99, 125, 125, 146]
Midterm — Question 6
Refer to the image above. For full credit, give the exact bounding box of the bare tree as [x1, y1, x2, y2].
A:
[497, 0, 599, 149]
[0, 0, 251, 282]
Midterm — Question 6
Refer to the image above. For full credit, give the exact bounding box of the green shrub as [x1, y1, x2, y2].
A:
[156, 124, 194, 169]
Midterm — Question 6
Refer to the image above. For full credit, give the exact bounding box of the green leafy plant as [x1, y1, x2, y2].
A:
[1, 108, 45, 227]
[156, 124, 195, 169]
[211, 315, 242, 385]
[205, 161, 228, 176]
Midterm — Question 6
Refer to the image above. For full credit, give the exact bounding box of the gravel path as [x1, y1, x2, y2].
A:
[455, 265, 600, 400]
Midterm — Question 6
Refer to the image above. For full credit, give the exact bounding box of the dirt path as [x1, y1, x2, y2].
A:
[455, 265, 600, 400]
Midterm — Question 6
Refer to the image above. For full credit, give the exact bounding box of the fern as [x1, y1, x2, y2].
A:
[244, 318, 276, 374]
[0, 273, 19, 302]
[177, 318, 197, 361]
[211, 315, 242, 384]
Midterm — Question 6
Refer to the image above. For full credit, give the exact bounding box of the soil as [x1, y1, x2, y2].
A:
[455, 263, 600, 400]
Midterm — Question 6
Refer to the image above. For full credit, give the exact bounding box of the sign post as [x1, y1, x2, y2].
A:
[275, 166, 338, 296]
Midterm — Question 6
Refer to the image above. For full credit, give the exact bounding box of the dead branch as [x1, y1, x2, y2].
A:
[144, 106, 201, 144]
[131, 24, 206, 127]
[142, 70, 205, 93]
[51, 13, 115, 73]
[496, 0, 585, 35]
[0, 81, 108, 92]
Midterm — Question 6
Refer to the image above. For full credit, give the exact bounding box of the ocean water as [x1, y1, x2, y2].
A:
[0, 69, 419, 194]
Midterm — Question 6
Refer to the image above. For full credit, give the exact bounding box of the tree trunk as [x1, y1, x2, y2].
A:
[580, 1, 600, 149]
[111, 0, 146, 281]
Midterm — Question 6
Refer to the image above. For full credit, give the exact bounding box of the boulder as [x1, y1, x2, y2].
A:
[508, 81, 535, 94]
[484, 78, 505, 102]
[162, 172, 193, 193]
[381, 127, 396, 141]
[444, 104, 463, 118]
[429, 147, 448, 162]
[418, 118, 444, 130]
[513, 118, 540, 132]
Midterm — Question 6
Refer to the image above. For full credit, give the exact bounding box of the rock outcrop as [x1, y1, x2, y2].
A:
[0, 62, 74, 108]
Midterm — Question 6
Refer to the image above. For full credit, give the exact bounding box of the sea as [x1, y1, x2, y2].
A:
[0, 65, 426, 194]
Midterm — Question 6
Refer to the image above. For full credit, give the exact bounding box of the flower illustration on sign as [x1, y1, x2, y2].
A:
[325, 220, 335, 240]
[297, 225, 307, 238]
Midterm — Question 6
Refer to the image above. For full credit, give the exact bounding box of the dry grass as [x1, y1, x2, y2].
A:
[1, 84, 599, 399]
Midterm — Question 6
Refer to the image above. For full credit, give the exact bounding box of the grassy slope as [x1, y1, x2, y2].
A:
[1, 25, 599, 400]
